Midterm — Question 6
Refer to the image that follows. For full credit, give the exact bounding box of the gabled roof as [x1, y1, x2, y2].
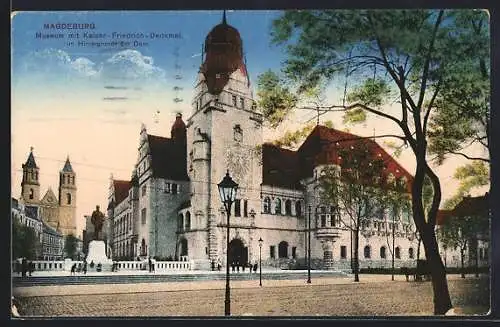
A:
[147, 134, 189, 181]
[452, 193, 489, 217]
[113, 180, 131, 205]
[62, 156, 74, 173]
[40, 188, 58, 206]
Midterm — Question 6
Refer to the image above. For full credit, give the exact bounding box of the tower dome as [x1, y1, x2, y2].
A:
[171, 112, 187, 142]
[201, 11, 245, 95]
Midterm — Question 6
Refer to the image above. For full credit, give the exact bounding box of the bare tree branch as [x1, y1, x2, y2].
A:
[448, 151, 490, 163]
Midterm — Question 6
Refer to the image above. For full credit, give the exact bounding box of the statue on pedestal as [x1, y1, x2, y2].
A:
[91, 205, 105, 240]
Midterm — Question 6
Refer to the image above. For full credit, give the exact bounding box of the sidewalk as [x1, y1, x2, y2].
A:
[12, 274, 471, 298]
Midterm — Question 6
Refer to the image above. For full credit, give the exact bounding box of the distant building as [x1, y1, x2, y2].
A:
[42, 223, 64, 260]
[19, 147, 77, 238]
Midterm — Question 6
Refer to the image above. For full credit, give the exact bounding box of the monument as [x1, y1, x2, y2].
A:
[85, 205, 112, 268]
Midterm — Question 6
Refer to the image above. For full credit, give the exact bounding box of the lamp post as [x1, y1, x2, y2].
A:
[258, 237, 263, 286]
[218, 171, 238, 317]
[307, 205, 311, 284]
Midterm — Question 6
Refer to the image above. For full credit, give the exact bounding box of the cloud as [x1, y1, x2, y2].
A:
[17, 48, 166, 87]
[99, 49, 166, 83]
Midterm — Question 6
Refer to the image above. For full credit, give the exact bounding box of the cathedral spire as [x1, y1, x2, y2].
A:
[222, 10, 227, 24]
[62, 156, 74, 173]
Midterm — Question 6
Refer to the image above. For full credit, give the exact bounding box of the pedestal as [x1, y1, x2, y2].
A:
[86, 240, 113, 266]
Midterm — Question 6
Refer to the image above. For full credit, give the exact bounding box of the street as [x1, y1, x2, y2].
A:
[14, 275, 489, 317]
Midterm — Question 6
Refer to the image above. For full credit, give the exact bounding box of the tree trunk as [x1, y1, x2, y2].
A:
[460, 247, 465, 278]
[392, 221, 395, 281]
[353, 228, 360, 282]
[421, 228, 453, 314]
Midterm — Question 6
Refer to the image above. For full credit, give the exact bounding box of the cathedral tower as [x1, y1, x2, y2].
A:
[21, 147, 40, 204]
[58, 156, 77, 236]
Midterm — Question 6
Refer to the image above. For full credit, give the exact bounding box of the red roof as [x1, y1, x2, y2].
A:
[113, 180, 130, 205]
[147, 134, 189, 181]
[262, 143, 302, 189]
[262, 125, 414, 191]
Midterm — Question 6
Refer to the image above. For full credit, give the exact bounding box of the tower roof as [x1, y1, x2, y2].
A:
[62, 156, 74, 173]
[200, 11, 244, 94]
[171, 113, 186, 140]
[23, 147, 38, 169]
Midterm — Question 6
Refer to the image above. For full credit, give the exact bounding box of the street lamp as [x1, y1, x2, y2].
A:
[307, 205, 312, 284]
[218, 171, 238, 317]
[258, 237, 263, 287]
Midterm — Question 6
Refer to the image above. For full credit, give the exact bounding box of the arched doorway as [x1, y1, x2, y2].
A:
[229, 239, 248, 266]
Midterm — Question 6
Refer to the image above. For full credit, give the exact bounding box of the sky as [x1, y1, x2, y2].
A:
[11, 11, 489, 238]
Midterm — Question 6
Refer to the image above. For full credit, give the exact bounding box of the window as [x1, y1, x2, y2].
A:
[185, 211, 191, 230]
[380, 246, 387, 259]
[72, 176, 75, 185]
[340, 246, 347, 259]
[285, 200, 292, 215]
[178, 214, 184, 231]
[232, 95, 237, 107]
[29, 188, 34, 199]
[239, 97, 244, 108]
[270, 245, 276, 259]
[234, 199, 241, 217]
[295, 201, 302, 217]
[141, 208, 147, 225]
[243, 200, 248, 217]
[233, 124, 243, 142]
[164, 182, 171, 193]
[395, 247, 401, 259]
[292, 247, 297, 259]
[263, 197, 271, 213]
[172, 184, 178, 195]
[142, 185, 146, 197]
[364, 246, 371, 259]
[278, 241, 288, 258]
[129, 213, 132, 230]
[319, 206, 327, 227]
[408, 247, 414, 259]
[274, 198, 282, 215]
[66, 193, 72, 205]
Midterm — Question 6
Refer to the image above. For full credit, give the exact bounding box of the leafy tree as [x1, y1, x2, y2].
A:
[64, 234, 78, 260]
[258, 9, 489, 314]
[439, 213, 488, 278]
[12, 219, 39, 260]
[443, 161, 490, 210]
[319, 140, 387, 282]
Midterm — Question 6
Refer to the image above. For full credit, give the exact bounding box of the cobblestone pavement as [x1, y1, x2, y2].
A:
[14, 276, 489, 317]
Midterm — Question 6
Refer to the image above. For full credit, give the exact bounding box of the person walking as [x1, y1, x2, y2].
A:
[148, 256, 152, 273]
[82, 261, 87, 274]
[21, 258, 27, 278]
[71, 263, 76, 275]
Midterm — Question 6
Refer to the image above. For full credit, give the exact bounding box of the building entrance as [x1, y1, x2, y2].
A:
[228, 239, 248, 266]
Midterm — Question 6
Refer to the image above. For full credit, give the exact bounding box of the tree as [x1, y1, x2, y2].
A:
[439, 213, 487, 278]
[443, 161, 490, 210]
[258, 9, 489, 314]
[12, 219, 38, 260]
[319, 140, 387, 282]
[64, 234, 78, 260]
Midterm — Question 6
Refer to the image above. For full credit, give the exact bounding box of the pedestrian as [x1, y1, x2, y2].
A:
[242, 262, 246, 272]
[231, 261, 235, 272]
[21, 258, 27, 278]
[211, 260, 215, 271]
[152, 257, 156, 273]
[28, 261, 34, 277]
[217, 258, 222, 271]
[71, 263, 76, 275]
[253, 263, 258, 273]
[77, 263, 82, 273]
[83, 261, 87, 274]
[236, 261, 240, 272]
[148, 256, 152, 273]
[248, 262, 252, 274]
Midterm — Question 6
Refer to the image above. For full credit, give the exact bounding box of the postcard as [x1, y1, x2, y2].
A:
[11, 10, 490, 317]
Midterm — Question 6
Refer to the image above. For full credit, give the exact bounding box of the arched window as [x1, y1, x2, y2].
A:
[178, 214, 184, 231]
[395, 246, 401, 259]
[364, 245, 371, 259]
[263, 197, 271, 214]
[380, 246, 387, 259]
[278, 241, 288, 258]
[408, 247, 414, 259]
[66, 193, 71, 205]
[295, 201, 302, 217]
[285, 200, 292, 215]
[185, 211, 191, 230]
[274, 198, 282, 215]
